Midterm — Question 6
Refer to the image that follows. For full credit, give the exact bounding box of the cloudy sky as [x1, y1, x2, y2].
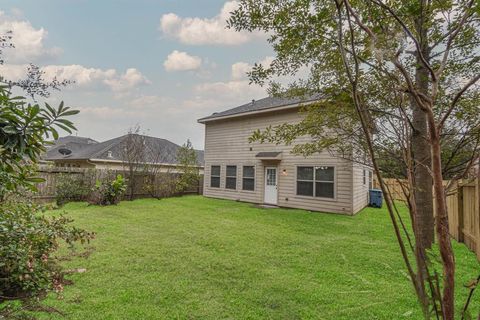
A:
[0, 0, 275, 149]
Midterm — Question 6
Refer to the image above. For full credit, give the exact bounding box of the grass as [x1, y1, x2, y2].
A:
[35, 196, 479, 319]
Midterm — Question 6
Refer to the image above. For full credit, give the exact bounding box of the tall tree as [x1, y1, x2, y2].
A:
[229, 1, 479, 318]
[410, 0, 434, 251]
[175, 139, 200, 194]
[121, 125, 147, 201]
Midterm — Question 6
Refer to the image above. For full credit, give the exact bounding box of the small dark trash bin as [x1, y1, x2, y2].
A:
[369, 189, 383, 208]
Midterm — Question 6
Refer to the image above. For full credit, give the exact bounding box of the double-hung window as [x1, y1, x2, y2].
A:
[225, 165, 237, 189]
[297, 166, 335, 199]
[242, 166, 255, 191]
[297, 167, 315, 196]
[210, 165, 220, 188]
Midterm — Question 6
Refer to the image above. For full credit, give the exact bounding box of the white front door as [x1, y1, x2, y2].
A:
[264, 166, 278, 205]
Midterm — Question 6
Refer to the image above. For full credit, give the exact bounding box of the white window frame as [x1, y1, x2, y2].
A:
[295, 165, 336, 200]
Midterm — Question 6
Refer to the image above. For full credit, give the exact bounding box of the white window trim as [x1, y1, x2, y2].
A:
[295, 165, 337, 201]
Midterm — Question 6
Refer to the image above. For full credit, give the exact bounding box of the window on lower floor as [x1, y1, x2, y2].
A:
[210, 165, 220, 188]
[297, 167, 314, 196]
[368, 170, 373, 189]
[242, 166, 255, 191]
[225, 165, 237, 189]
[297, 166, 335, 198]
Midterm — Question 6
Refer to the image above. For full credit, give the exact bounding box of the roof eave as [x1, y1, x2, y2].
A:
[197, 100, 320, 124]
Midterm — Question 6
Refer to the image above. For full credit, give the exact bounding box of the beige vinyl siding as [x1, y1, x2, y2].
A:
[352, 163, 370, 214]
[203, 108, 355, 214]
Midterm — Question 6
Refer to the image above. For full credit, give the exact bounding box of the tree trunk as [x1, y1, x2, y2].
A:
[429, 116, 455, 319]
[129, 167, 135, 201]
[411, 9, 435, 316]
[412, 8, 434, 250]
[412, 102, 434, 248]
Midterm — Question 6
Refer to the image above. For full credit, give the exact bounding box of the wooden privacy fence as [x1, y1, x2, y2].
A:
[445, 180, 480, 259]
[374, 178, 480, 259]
[374, 178, 409, 202]
[33, 166, 204, 203]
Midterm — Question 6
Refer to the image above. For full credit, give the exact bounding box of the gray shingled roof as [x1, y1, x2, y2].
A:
[44, 134, 204, 166]
[198, 94, 322, 122]
[46, 136, 98, 150]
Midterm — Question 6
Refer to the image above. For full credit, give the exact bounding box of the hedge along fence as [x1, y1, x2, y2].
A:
[374, 177, 480, 259]
[33, 166, 204, 204]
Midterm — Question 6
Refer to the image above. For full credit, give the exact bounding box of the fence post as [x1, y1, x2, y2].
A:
[457, 183, 464, 243]
[198, 175, 204, 195]
[476, 169, 480, 259]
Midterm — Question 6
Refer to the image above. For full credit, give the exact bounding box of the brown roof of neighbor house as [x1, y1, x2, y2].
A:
[198, 94, 322, 123]
[44, 134, 204, 166]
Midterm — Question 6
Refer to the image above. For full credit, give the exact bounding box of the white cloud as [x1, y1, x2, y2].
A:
[76, 106, 140, 120]
[231, 56, 274, 80]
[0, 11, 62, 63]
[159, 1, 263, 46]
[0, 64, 26, 80]
[0, 64, 150, 92]
[192, 57, 275, 109]
[128, 95, 180, 111]
[259, 56, 275, 68]
[163, 50, 202, 72]
[42, 65, 116, 86]
[231, 62, 251, 80]
[103, 68, 151, 92]
[194, 80, 266, 103]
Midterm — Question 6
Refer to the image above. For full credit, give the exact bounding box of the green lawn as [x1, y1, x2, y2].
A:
[37, 196, 479, 319]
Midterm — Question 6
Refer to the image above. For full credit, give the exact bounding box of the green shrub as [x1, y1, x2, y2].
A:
[143, 173, 180, 199]
[0, 42, 91, 317]
[0, 200, 95, 303]
[55, 172, 94, 206]
[88, 174, 127, 205]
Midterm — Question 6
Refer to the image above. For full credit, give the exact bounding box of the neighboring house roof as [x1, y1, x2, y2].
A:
[44, 134, 204, 166]
[198, 94, 322, 123]
[46, 135, 98, 150]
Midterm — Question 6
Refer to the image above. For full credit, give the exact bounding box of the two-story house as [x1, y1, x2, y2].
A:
[198, 96, 372, 215]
